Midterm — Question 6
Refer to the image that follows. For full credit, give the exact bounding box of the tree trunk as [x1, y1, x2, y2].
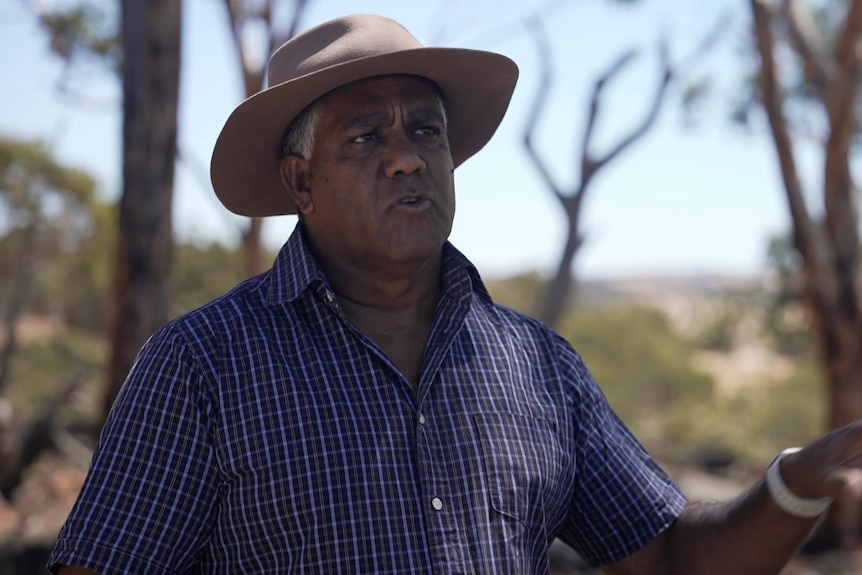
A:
[750, 0, 862, 550]
[222, 0, 311, 279]
[803, 272, 862, 550]
[239, 67, 265, 279]
[0, 226, 37, 396]
[521, 16, 689, 329]
[104, 0, 182, 420]
[536, 222, 582, 326]
[241, 216, 264, 278]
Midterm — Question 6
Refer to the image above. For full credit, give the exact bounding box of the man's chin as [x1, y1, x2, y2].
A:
[382, 240, 445, 268]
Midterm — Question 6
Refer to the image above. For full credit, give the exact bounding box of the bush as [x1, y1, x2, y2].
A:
[557, 303, 715, 443]
[5, 330, 105, 422]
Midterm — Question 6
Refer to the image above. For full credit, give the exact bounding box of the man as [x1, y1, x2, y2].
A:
[50, 13, 862, 575]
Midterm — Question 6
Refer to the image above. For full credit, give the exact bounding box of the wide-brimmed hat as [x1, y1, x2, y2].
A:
[210, 13, 519, 217]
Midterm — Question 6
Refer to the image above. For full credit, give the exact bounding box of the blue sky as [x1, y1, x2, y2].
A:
[1, 0, 812, 279]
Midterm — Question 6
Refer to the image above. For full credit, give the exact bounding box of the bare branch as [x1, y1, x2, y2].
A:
[827, 0, 862, 152]
[783, 0, 834, 100]
[750, 0, 827, 276]
[835, 0, 862, 75]
[0, 377, 80, 498]
[263, 0, 311, 57]
[522, 17, 565, 205]
[284, 0, 310, 43]
[222, 0, 243, 49]
[579, 48, 639, 183]
[590, 10, 732, 176]
[589, 44, 668, 177]
[521, 7, 727, 326]
[821, 1, 862, 309]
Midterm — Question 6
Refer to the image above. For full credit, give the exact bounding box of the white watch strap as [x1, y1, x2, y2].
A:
[766, 447, 832, 518]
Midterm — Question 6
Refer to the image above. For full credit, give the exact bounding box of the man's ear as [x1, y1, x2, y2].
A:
[280, 155, 314, 215]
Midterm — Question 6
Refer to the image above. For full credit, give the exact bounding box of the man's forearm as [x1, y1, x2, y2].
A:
[667, 481, 822, 575]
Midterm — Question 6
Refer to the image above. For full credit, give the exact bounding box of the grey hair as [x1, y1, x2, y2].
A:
[281, 103, 322, 159]
[279, 82, 449, 160]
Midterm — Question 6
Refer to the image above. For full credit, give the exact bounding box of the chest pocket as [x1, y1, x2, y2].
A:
[473, 412, 567, 528]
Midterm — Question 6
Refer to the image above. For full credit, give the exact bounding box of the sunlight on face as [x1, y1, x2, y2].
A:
[299, 75, 456, 272]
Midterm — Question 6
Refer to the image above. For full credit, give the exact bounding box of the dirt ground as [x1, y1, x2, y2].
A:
[2, 452, 862, 574]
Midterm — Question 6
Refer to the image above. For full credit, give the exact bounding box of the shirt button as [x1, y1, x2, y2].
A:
[324, 290, 334, 303]
[431, 498, 444, 511]
[419, 413, 426, 425]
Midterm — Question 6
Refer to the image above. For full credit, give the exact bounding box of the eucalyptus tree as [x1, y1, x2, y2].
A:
[749, 0, 862, 549]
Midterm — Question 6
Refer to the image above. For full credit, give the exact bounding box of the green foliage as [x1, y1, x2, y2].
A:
[541, 294, 823, 465]
[34, 200, 115, 334]
[664, 356, 824, 463]
[557, 303, 714, 442]
[693, 289, 764, 352]
[730, 357, 825, 452]
[695, 308, 738, 352]
[0, 136, 111, 334]
[0, 136, 97, 225]
[763, 232, 811, 357]
[171, 241, 247, 316]
[6, 329, 106, 423]
[37, 2, 120, 70]
[484, 272, 546, 314]
[0, 134, 256, 426]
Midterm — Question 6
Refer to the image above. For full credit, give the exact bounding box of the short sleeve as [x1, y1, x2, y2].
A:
[48, 325, 220, 574]
[555, 341, 687, 567]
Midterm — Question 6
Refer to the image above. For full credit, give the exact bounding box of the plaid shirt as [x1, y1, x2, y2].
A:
[50, 224, 685, 574]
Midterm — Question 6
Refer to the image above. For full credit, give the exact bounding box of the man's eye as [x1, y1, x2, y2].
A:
[415, 126, 440, 137]
[351, 133, 376, 143]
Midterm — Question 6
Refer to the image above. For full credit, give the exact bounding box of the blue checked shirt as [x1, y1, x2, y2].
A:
[50, 224, 686, 574]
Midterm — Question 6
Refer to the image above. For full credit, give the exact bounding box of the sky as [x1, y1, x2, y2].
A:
[0, 0, 818, 280]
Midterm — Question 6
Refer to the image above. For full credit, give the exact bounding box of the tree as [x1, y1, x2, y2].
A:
[103, 0, 183, 419]
[0, 137, 97, 396]
[0, 136, 98, 497]
[763, 232, 811, 357]
[33, 0, 183, 420]
[749, 0, 862, 549]
[522, 12, 729, 328]
[221, 0, 310, 278]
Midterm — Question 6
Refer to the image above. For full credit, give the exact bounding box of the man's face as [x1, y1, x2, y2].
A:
[288, 75, 455, 272]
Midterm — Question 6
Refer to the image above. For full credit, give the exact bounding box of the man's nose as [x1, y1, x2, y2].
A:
[382, 132, 427, 178]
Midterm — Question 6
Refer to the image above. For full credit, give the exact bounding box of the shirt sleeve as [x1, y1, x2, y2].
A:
[48, 323, 220, 574]
[554, 338, 687, 567]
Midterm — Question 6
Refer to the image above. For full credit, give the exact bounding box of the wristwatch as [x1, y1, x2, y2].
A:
[765, 447, 832, 518]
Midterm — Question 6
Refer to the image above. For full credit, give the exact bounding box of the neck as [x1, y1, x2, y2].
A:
[320, 251, 442, 390]
[337, 259, 440, 308]
[335, 258, 440, 347]
[307, 234, 444, 313]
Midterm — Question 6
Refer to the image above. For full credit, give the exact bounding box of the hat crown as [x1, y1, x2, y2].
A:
[212, 14, 518, 217]
[268, 15, 423, 88]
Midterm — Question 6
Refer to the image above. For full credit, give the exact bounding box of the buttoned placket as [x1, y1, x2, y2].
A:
[413, 294, 473, 574]
[319, 265, 475, 573]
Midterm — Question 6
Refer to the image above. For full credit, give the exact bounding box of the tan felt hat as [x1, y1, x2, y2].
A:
[210, 13, 519, 217]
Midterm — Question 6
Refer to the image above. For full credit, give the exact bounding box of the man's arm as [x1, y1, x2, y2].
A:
[604, 484, 820, 574]
[603, 420, 862, 575]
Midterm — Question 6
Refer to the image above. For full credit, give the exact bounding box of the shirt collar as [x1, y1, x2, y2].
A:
[266, 224, 329, 306]
[266, 223, 493, 306]
[440, 242, 493, 305]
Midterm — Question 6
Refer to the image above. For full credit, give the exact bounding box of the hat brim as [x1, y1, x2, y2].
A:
[210, 47, 518, 217]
